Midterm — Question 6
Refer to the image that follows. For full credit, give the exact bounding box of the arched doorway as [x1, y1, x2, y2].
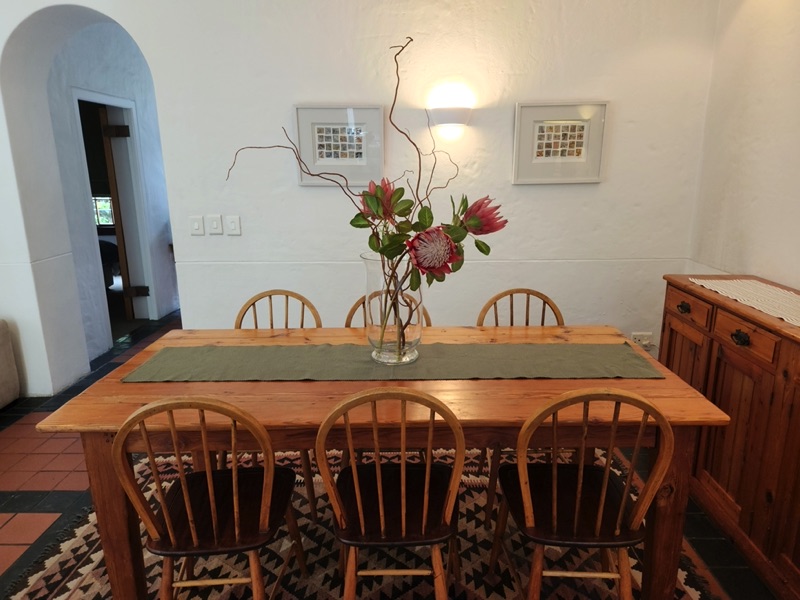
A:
[0, 6, 178, 395]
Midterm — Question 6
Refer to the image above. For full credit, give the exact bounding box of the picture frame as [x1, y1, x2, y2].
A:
[295, 105, 384, 186]
[512, 102, 607, 184]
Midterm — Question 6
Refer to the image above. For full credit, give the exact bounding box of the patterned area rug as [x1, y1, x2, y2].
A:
[9, 450, 728, 600]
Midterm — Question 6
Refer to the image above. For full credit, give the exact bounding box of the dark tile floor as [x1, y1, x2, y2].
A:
[0, 312, 778, 599]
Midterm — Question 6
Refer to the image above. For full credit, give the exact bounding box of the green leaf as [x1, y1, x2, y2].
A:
[390, 187, 405, 205]
[432, 271, 446, 283]
[475, 239, 491, 255]
[412, 221, 427, 233]
[426, 272, 435, 286]
[410, 268, 421, 291]
[459, 194, 469, 215]
[443, 225, 468, 243]
[396, 220, 413, 234]
[365, 194, 382, 217]
[368, 233, 381, 252]
[374, 185, 383, 200]
[451, 258, 464, 272]
[465, 215, 481, 230]
[394, 199, 414, 217]
[350, 213, 372, 228]
[418, 206, 434, 229]
[381, 243, 407, 259]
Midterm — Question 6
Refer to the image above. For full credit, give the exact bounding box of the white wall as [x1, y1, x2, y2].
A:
[692, 0, 800, 290]
[128, 1, 719, 342]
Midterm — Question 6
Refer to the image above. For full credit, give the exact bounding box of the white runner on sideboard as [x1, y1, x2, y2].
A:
[689, 278, 800, 327]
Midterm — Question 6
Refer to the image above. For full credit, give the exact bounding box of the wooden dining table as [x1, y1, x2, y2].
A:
[37, 325, 728, 600]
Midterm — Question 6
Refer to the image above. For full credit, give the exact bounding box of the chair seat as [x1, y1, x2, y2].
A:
[335, 462, 454, 547]
[148, 466, 296, 556]
[498, 462, 645, 548]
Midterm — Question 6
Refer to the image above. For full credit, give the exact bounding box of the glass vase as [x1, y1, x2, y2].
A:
[361, 253, 423, 365]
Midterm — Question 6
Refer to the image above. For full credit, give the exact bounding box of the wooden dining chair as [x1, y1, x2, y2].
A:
[111, 397, 308, 600]
[476, 287, 565, 529]
[488, 388, 675, 600]
[476, 287, 565, 327]
[234, 289, 322, 521]
[315, 387, 466, 600]
[234, 289, 322, 329]
[344, 293, 432, 327]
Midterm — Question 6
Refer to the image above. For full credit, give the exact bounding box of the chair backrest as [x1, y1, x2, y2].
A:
[234, 289, 322, 329]
[344, 293, 432, 328]
[476, 288, 564, 326]
[315, 387, 465, 539]
[111, 397, 278, 548]
[516, 387, 674, 538]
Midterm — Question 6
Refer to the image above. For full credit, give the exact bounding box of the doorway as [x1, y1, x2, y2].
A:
[78, 99, 148, 340]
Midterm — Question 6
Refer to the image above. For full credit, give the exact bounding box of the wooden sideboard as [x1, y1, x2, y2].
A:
[659, 274, 800, 599]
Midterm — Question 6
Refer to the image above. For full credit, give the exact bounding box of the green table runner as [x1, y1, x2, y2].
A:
[122, 343, 664, 382]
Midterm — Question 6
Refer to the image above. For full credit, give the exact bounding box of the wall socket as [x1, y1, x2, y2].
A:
[631, 331, 652, 348]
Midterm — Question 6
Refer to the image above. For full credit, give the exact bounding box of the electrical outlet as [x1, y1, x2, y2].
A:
[631, 332, 652, 348]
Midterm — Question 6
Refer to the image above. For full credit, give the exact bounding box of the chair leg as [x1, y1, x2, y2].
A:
[300, 449, 318, 522]
[285, 505, 309, 577]
[484, 443, 502, 529]
[488, 497, 510, 573]
[344, 546, 358, 600]
[526, 543, 545, 600]
[248, 549, 267, 600]
[617, 547, 633, 600]
[159, 556, 174, 600]
[431, 544, 448, 600]
[446, 534, 462, 584]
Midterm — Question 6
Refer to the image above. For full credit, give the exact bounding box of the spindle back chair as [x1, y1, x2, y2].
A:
[476, 287, 564, 327]
[489, 387, 675, 600]
[111, 397, 307, 600]
[315, 387, 465, 600]
[234, 289, 322, 329]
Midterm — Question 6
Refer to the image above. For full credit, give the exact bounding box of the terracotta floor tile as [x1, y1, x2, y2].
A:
[17, 413, 50, 424]
[43, 453, 84, 471]
[0, 514, 13, 528]
[53, 471, 90, 491]
[0, 513, 60, 544]
[30, 438, 75, 454]
[4, 437, 46, 454]
[0, 453, 28, 472]
[0, 470, 34, 491]
[17, 471, 69, 491]
[0, 544, 27, 576]
[52, 432, 80, 439]
[0, 437, 16, 452]
[7, 453, 58, 472]
[63, 439, 85, 454]
[0, 423, 41, 439]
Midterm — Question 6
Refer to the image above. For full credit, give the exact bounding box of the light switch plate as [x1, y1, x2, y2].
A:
[225, 215, 241, 236]
[189, 215, 204, 236]
[205, 214, 223, 235]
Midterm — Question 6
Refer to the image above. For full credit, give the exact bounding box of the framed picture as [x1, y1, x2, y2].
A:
[512, 102, 607, 184]
[295, 105, 384, 186]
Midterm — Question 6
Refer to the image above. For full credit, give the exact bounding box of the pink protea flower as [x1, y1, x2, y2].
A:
[360, 178, 396, 222]
[462, 196, 507, 235]
[406, 227, 460, 277]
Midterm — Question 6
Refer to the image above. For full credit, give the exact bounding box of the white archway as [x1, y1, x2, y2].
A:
[0, 5, 177, 395]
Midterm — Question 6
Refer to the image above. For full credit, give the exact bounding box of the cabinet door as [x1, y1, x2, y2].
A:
[699, 341, 777, 551]
[659, 312, 711, 391]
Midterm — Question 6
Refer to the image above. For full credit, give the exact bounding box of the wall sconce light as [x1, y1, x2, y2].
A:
[428, 106, 472, 127]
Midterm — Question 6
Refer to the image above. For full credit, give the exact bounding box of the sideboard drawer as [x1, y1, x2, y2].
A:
[665, 286, 712, 331]
[714, 309, 780, 366]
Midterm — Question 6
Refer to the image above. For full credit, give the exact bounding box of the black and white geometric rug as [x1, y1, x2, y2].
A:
[8, 450, 729, 599]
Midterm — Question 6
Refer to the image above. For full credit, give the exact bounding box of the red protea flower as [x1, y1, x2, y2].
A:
[406, 227, 460, 277]
[462, 196, 507, 235]
[360, 178, 396, 223]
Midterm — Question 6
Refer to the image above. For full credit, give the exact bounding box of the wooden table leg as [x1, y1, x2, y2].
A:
[82, 433, 148, 600]
[642, 427, 697, 600]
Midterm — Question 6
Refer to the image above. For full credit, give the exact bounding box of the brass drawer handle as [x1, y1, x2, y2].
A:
[731, 329, 751, 347]
[677, 301, 691, 314]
